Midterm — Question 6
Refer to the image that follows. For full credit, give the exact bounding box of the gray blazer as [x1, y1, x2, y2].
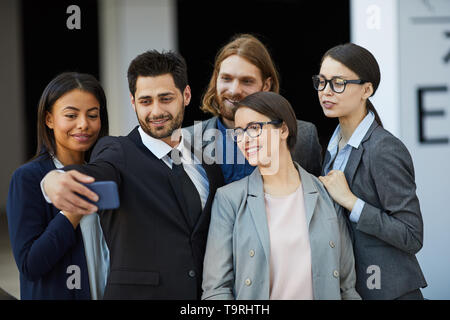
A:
[323, 121, 427, 299]
[201, 162, 361, 300]
[185, 116, 323, 176]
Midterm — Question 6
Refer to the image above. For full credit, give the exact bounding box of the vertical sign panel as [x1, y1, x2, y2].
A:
[352, 0, 450, 299]
[398, 0, 450, 300]
[351, 0, 400, 136]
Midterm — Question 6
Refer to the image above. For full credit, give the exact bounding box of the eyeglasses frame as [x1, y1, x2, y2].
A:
[312, 75, 368, 93]
[231, 120, 283, 142]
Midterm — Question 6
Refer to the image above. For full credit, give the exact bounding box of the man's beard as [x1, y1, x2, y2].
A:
[137, 102, 185, 140]
[217, 94, 240, 122]
[217, 84, 265, 122]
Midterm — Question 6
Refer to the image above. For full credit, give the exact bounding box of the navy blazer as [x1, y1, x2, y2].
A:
[64, 127, 225, 299]
[6, 154, 90, 300]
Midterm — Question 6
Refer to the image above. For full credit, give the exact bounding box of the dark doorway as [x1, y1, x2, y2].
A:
[177, 0, 350, 153]
[21, 0, 100, 160]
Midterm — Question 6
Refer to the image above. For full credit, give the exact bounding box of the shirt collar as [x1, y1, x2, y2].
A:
[52, 156, 64, 169]
[51, 156, 87, 169]
[217, 117, 238, 145]
[138, 126, 186, 160]
[327, 111, 375, 152]
[216, 117, 228, 134]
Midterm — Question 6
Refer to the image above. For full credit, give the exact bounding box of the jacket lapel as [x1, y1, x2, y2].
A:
[192, 148, 225, 232]
[344, 147, 363, 187]
[344, 121, 379, 186]
[247, 164, 320, 265]
[247, 169, 271, 265]
[296, 163, 318, 229]
[167, 174, 194, 229]
[128, 126, 192, 230]
[201, 117, 219, 149]
[322, 150, 331, 176]
[40, 156, 64, 218]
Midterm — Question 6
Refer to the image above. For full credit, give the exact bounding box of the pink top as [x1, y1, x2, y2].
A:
[264, 184, 314, 300]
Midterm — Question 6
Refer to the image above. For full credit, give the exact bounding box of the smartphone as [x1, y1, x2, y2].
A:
[80, 181, 120, 210]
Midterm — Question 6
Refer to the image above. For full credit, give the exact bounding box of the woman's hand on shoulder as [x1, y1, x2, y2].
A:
[319, 170, 357, 211]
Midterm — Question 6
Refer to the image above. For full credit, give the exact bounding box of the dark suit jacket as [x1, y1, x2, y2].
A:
[7, 154, 90, 300]
[185, 116, 323, 176]
[65, 126, 224, 299]
[323, 121, 427, 299]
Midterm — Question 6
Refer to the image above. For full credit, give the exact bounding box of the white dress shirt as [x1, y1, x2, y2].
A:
[137, 126, 210, 209]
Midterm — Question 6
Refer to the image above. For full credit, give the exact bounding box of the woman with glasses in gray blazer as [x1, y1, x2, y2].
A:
[315, 43, 427, 299]
[201, 91, 360, 300]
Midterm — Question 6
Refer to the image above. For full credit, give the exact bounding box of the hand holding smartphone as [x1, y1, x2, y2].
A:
[80, 181, 120, 210]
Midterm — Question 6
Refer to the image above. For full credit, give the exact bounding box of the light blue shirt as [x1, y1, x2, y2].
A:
[52, 157, 110, 300]
[323, 111, 375, 223]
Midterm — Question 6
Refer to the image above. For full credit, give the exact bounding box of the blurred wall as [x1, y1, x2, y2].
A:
[0, 0, 25, 212]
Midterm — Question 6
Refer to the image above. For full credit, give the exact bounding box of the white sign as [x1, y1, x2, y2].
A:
[351, 0, 450, 299]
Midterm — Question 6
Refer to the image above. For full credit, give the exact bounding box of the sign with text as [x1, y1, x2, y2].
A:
[351, 0, 450, 300]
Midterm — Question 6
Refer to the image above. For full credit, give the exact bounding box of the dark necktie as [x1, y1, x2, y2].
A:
[170, 149, 202, 227]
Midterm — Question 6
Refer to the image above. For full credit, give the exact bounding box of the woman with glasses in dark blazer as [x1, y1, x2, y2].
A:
[314, 43, 427, 299]
[201, 91, 360, 300]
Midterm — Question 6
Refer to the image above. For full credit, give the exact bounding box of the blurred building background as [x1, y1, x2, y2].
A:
[0, 0, 448, 299]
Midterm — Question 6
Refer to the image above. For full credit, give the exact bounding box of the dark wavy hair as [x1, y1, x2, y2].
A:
[321, 43, 383, 127]
[34, 72, 109, 160]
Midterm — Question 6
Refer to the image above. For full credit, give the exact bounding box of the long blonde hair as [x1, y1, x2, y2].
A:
[201, 34, 280, 116]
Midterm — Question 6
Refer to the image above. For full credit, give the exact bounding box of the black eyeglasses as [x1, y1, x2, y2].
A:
[312, 75, 368, 93]
[231, 120, 282, 142]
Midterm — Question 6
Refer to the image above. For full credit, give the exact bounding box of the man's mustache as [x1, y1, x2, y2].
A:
[221, 95, 243, 104]
[146, 114, 173, 122]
